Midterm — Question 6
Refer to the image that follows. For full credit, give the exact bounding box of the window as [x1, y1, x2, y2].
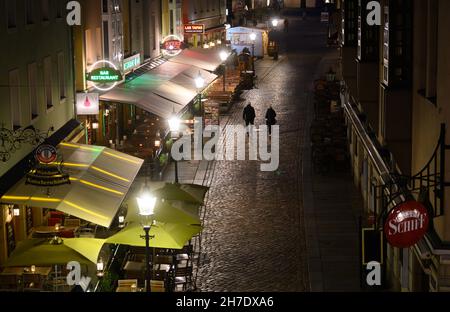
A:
[28, 63, 39, 119]
[6, 0, 16, 28]
[103, 0, 109, 13]
[41, 0, 49, 21]
[57, 53, 66, 100]
[152, 15, 156, 50]
[26, 0, 35, 24]
[56, 0, 64, 18]
[170, 10, 174, 34]
[9, 69, 21, 130]
[342, 0, 358, 47]
[43, 57, 53, 109]
[103, 21, 110, 59]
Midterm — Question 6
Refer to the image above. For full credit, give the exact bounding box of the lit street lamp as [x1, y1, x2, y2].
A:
[219, 51, 230, 92]
[249, 32, 256, 77]
[272, 19, 279, 27]
[168, 115, 181, 183]
[195, 71, 205, 117]
[137, 191, 156, 292]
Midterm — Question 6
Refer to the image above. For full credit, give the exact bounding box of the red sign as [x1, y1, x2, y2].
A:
[384, 201, 429, 248]
[161, 36, 183, 57]
[184, 24, 205, 34]
[35, 144, 57, 164]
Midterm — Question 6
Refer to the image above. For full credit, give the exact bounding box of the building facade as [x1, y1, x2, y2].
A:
[0, 0, 77, 265]
[340, 0, 450, 291]
[182, 0, 228, 47]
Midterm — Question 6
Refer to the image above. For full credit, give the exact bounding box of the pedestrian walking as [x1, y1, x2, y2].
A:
[243, 103, 256, 134]
[265, 106, 277, 135]
[284, 18, 289, 32]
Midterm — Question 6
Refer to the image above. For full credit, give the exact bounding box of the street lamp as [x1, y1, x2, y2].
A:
[168, 115, 181, 183]
[272, 19, 279, 27]
[195, 71, 205, 118]
[219, 51, 230, 92]
[137, 191, 156, 292]
[249, 32, 256, 77]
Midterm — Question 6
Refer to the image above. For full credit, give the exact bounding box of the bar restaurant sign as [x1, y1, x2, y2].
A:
[184, 24, 205, 34]
[86, 60, 123, 91]
[384, 201, 429, 248]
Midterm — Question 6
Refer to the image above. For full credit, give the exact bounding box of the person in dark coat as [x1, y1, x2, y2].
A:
[265, 106, 277, 135]
[243, 103, 256, 127]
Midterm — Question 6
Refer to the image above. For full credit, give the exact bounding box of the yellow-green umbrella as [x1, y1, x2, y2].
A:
[106, 221, 202, 250]
[152, 183, 209, 204]
[126, 199, 201, 225]
[5, 239, 94, 267]
[63, 238, 106, 264]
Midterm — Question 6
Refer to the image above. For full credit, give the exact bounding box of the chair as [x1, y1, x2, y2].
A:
[0, 274, 21, 291]
[59, 229, 75, 238]
[150, 280, 165, 292]
[47, 217, 62, 226]
[23, 274, 44, 292]
[174, 267, 193, 290]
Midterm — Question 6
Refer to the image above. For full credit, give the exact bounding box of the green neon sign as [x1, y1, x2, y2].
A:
[87, 67, 123, 82]
[123, 54, 141, 72]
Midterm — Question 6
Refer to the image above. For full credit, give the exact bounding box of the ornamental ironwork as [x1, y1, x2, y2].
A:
[0, 125, 54, 162]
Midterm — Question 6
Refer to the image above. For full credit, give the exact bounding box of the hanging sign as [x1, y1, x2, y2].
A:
[123, 54, 141, 73]
[35, 144, 57, 164]
[76, 93, 99, 115]
[184, 24, 205, 34]
[384, 201, 429, 248]
[161, 35, 183, 57]
[86, 60, 122, 91]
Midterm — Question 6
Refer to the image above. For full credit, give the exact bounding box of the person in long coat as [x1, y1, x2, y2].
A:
[265, 106, 277, 135]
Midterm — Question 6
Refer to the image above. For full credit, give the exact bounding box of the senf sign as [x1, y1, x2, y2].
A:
[384, 201, 429, 248]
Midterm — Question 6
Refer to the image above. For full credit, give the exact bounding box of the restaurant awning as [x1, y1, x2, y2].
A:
[100, 61, 217, 118]
[1, 143, 144, 228]
[168, 48, 223, 72]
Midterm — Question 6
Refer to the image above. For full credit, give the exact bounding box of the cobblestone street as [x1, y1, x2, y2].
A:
[196, 17, 336, 292]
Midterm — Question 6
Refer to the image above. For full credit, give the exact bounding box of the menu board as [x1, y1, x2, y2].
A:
[5, 221, 16, 256]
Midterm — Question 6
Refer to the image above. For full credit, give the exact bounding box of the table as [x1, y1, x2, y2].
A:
[1, 266, 52, 276]
[32, 226, 78, 234]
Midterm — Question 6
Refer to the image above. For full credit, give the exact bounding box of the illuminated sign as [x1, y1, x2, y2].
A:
[87, 68, 122, 82]
[161, 35, 184, 57]
[35, 144, 57, 164]
[86, 60, 122, 91]
[384, 201, 429, 248]
[76, 93, 99, 115]
[184, 24, 205, 34]
[123, 54, 141, 73]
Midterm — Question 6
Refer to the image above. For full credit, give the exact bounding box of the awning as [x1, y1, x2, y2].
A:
[100, 61, 217, 118]
[1, 143, 144, 228]
[168, 48, 223, 72]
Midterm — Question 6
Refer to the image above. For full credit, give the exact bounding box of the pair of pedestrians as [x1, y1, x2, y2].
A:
[243, 103, 277, 135]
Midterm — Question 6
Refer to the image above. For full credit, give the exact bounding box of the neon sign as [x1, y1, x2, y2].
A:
[86, 60, 123, 91]
[161, 35, 184, 57]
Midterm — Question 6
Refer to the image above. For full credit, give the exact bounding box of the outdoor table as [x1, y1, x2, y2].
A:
[1, 266, 52, 277]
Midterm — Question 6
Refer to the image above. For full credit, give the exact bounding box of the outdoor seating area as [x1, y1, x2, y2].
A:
[116, 243, 195, 292]
[311, 75, 349, 174]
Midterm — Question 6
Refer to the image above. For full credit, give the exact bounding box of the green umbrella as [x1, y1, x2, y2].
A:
[152, 183, 209, 204]
[106, 221, 202, 249]
[126, 198, 201, 225]
[63, 238, 106, 264]
[5, 238, 94, 267]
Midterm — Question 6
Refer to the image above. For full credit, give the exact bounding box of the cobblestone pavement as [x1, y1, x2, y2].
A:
[196, 17, 334, 292]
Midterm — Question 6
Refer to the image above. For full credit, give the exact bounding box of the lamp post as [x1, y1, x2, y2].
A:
[219, 51, 230, 92]
[271, 19, 279, 28]
[249, 32, 256, 77]
[168, 115, 181, 183]
[137, 191, 157, 292]
[195, 71, 205, 116]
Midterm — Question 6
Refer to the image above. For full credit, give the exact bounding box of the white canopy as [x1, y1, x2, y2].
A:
[1, 143, 144, 228]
